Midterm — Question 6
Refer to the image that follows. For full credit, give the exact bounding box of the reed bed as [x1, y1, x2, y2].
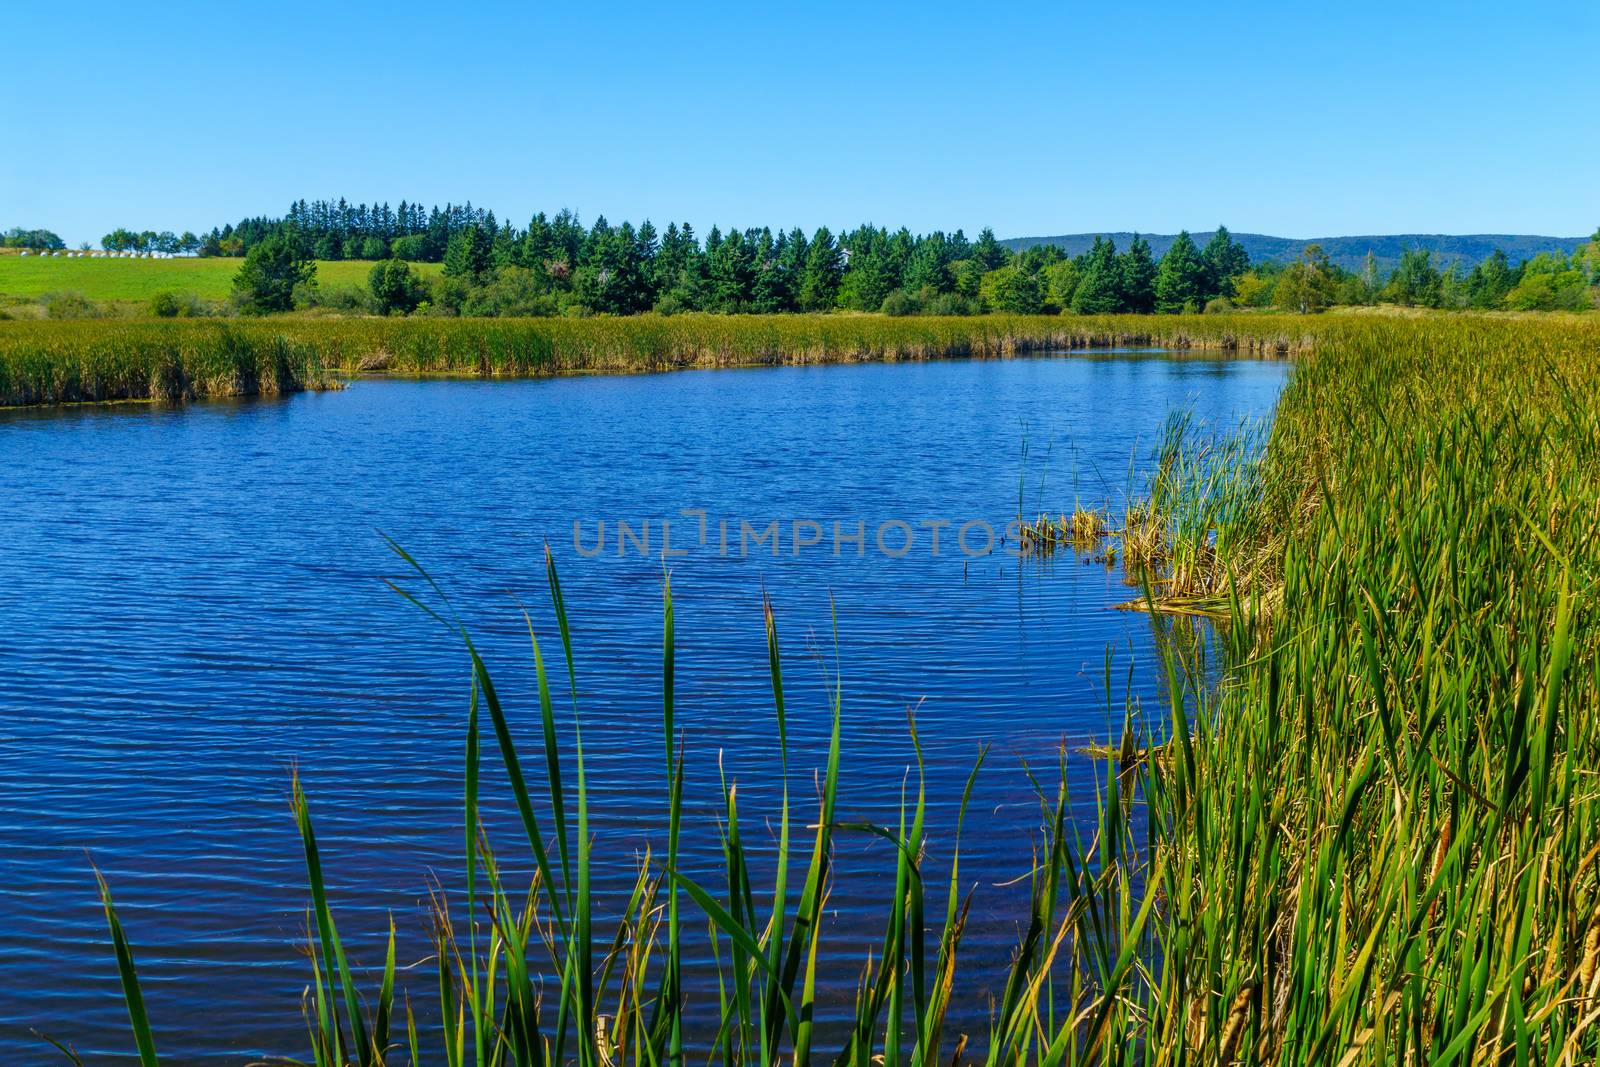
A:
[0, 313, 1317, 407]
[81, 314, 1600, 1065]
[0, 321, 339, 406]
[1089, 315, 1600, 1061]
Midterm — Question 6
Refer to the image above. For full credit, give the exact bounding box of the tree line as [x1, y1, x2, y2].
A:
[1227, 242, 1600, 313]
[101, 229, 204, 255]
[25, 196, 1599, 316]
[234, 213, 1600, 318]
[224, 203, 1264, 317]
[3, 227, 66, 250]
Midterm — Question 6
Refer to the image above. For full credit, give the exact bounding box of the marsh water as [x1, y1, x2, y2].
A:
[0, 352, 1289, 1063]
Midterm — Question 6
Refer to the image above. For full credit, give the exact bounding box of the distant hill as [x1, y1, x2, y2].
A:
[1002, 231, 1592, 274]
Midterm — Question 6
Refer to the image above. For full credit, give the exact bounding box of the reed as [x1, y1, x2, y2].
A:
[1, 313, 1319, 407]
[1089, 315, 1600, 1060]
[1018, 507, 1109, 557]
[82, 313, 1600, 1064]
[0, 320, 340, 405]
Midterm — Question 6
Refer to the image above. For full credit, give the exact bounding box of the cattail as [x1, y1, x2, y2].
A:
[1217, 983, 1256, 1064]
[1582, 917, 1600, 999]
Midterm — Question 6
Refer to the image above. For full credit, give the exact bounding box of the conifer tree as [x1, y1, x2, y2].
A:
[1120, 235, 1157, 313]
[1155, 231, 1206, 313]
[799, 227, 844, 311]
[1071, 237, 1125, 314]
[1200, 226, 1250, 300]
[973, 227, 1009, 271]
[442, 223, 493, 280]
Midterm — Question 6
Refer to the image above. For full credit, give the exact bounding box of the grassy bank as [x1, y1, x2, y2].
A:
[0, 255, 440, 304]
[81, 315, 1600, 1065]
[0, 313, 1316, 407]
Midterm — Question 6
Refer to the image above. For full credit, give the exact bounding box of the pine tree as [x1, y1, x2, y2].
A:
[799, 228, 844, 311]
[1467, 249, 1514, 308]
[750, 228, 791, 313]
[1385, 247, 1442, 307]
[1155, 231, 1206, 313]
[838, 245, 892, 311]
[706, 228, 754, 312]
[1200, 226, 1249, 300]
[904, 237, 952, 295]
[442, 223, 492, 280]
[1071, 237, 1124, 314]
[629, 220, 657, 305]
[973, 227, 1009, 271]
[1120, 236, 1157, 313]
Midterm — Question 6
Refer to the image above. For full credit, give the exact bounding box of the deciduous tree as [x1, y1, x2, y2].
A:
[233, 232, 315, 314]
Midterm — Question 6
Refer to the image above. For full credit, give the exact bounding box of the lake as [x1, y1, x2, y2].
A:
[0, 352, 1289, 1063]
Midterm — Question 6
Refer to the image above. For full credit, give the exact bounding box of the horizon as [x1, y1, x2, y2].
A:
[5, 2, 1599, 247]
[11, 206, 1597, 253]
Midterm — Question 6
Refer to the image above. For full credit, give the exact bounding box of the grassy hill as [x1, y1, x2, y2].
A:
[0, 254, 442, 304]
[1002, 231, 1592, 273]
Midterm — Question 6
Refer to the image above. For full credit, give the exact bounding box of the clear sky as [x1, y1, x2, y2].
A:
[6, 1, 1598, 247]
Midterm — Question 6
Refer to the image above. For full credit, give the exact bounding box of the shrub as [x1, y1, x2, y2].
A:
[1505, 271, 1593, 312]
[466, 278, 558, 317]
[1231, 271, 1276, 308]
[923, 293, 977, 316]
[317, 284, 376, 313]
[1204, 297, 1234, 315]
[653, 292, 689, 316]
[147, 291, 204, 318]
[880, 289, 920, 316]
[43, 291, 101, 319]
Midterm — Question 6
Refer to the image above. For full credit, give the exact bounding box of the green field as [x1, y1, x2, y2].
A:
[0, 254, 441, 303]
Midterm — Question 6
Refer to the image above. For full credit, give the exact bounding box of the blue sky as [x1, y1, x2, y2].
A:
[6, 1, 1598, 246]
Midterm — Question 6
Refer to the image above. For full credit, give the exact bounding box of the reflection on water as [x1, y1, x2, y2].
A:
[0, 353, 1288, 1062]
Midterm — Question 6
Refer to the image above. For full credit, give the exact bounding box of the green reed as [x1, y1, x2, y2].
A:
[1, 313, 1313, 407]
[87, 313, 1600, 1064]
[0, 320, 341, 405]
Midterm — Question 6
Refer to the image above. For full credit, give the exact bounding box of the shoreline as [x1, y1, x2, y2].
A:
[0, 312, 1318, 408]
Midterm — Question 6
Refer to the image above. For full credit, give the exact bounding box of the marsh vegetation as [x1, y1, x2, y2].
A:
[0, 313, 1314, 407]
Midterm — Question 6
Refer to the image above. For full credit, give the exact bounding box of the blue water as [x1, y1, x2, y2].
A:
[0, 353, 1288, 1063]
